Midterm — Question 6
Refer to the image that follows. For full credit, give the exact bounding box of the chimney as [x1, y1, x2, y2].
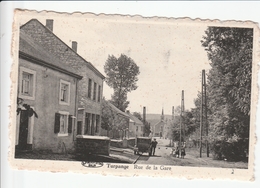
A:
[172, 106, 174, 121]
[143, 107, 146, 124]
[72, 41, 77, 52]
[46, 19, 54, 32]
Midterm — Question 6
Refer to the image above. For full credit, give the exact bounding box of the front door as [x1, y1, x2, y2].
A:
[18, 110, 29, 150]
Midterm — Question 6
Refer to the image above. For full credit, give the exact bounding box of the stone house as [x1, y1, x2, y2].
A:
[100, 100, 130, 139]
[162, 119, 172, 139]
[126, 111, 144, 138]
[16, 30, 82, 153]
[151, 109, 165, 137]
[20, 19, 105, 139]
[152, 121, 165, 138]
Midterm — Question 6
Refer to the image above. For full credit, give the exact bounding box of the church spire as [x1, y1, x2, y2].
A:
[161, 108, 164, 121]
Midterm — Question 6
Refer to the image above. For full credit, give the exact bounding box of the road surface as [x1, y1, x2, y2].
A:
[135, 137, 247, 169]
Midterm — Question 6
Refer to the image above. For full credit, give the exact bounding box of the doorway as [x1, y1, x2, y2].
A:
[18, 110, 29, 150]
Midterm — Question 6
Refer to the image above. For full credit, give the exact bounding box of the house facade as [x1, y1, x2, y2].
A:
[100, 100, 130, 139]
[20, 19, 105, 139]
[162, 119, 172, 139]
[127, 112, 144, 138]
[16, 30, 82, 153]
[151, 109, 165, 137]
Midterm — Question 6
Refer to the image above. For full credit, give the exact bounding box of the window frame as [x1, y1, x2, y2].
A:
[19, 67, 36, 100]
[59, 79, 71, 105]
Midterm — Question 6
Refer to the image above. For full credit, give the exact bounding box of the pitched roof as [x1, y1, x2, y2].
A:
[19, 30, 82, 79]
[20, 19, 105, 79]
[127, 113, 143, 125]
[107, 102, 129, 119]
[154, 121, 165, 127]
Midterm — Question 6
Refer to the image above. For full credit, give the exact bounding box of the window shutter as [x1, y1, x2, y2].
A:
[54, 113, 60, 133]
[68, 115, 73, 133]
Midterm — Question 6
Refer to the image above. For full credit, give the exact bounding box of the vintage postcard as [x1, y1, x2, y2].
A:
[10, 9, 259, 180]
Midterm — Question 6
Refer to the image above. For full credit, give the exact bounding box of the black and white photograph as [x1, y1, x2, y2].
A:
[8, 8, 258, 180]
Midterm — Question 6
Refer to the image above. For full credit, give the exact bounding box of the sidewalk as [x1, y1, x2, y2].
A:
[15, 147, 139, 163]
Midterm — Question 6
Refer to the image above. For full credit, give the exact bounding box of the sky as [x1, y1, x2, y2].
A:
[18, 12, 212, 115]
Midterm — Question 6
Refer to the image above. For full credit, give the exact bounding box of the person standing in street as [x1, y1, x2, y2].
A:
[150, 138, 158, 156]
[181, 146, 186, 159]
[175, 146, 180, 158]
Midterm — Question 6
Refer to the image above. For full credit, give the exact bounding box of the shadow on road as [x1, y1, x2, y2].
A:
[138, 155, 150, 161]
[138, 155, 161, 161]
[150, 155, 161, 157]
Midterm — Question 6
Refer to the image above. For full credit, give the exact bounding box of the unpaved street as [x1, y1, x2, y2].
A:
[136, 138, 247, 169]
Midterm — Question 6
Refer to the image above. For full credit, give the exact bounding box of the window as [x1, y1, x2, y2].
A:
[88, 79, 92, 99]
[59, 80, 70, 105]
[93, 82, 97, 101]
[77, 121, 82, 135]
[54, 111, 72, 136]
[59, 114, 67, 134]
[95, 115, 100, 133]
[19, 67, 36, 100]
[98, 85, 101, 102]
[22, 73, 31, 94]
[84, 113, 90, 135]
[91, 114, 95, 135]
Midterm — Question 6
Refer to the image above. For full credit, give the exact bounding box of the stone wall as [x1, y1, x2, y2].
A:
[127, 138, 136, 147]
[76, 135, 110, 156]
[110, 139, 123, 148]
[110, 138, 136, 148]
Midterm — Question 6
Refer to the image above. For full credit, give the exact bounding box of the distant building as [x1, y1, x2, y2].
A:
[151, 109, 165, 137]
[150, 108, 173, 139]
[20, 19, 105, 138]
[16, 30, 82, 153]
[126, 111, 144, 138]
[163, 118, 173, 139]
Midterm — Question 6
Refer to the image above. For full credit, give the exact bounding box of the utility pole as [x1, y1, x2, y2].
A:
[171, 106, 174, 146]
[180, 106, 182, 147]
[181, 90, 185, 142]
[199, 71, 203, 157]
[143, 106, 146, 136]
[180, 90, 185, 147]
[203, 71, 209, 157]
[172, 106, 174, 121]
[200, 69, 209, 158]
